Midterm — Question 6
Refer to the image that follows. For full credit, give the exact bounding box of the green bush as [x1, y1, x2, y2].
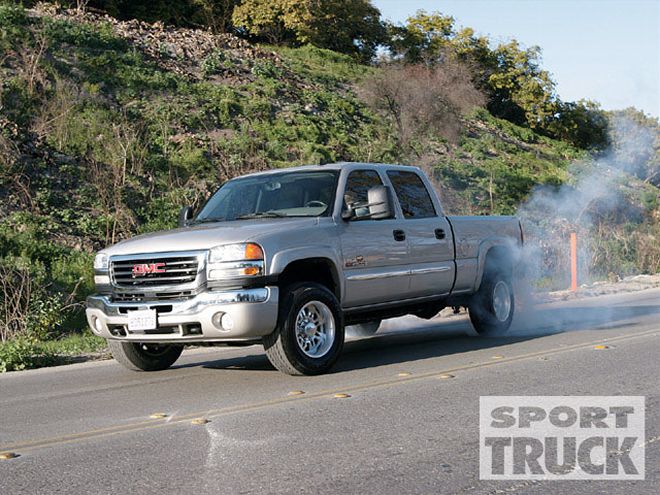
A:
[0, 336, 58, 373]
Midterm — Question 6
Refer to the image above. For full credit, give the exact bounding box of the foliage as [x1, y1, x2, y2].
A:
[232, 0, 386, 61]
[0, 336, 57, 372]
[607, 108, 660, 185]
[47, 0, 240, 33]
[0, 331, 106, 372]
[359, 62, 484, 147]
[384, 10, 610, 151]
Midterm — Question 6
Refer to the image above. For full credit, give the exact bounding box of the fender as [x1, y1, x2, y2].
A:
[269, 246, 344, 296]
[474, 237, 521, 290]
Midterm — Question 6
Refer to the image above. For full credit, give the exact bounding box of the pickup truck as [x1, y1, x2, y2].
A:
[87, 162, 523, 375]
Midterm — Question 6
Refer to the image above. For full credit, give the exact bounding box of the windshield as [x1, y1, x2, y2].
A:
[194, 170, 338, 223]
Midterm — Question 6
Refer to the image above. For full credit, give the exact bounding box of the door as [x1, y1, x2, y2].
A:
[339, 169, 410, 307]
[386, 170, 456, 298]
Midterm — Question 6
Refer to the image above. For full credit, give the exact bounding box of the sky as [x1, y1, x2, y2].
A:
[372, 0, 660, 117]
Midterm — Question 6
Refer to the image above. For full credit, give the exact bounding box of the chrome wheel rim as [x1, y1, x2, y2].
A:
[295, 301, 335, 358]
[492, 281, 512, 322]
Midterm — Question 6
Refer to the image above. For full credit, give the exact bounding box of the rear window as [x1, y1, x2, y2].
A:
[387, 170, 436, 219]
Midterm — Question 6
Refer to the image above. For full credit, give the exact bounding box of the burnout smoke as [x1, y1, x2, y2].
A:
[517, 116, 656, 288]
[508, 116, 658, 333]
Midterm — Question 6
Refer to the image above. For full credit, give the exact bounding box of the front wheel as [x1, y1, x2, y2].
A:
[263, 283, 344, 375]
[468, 271, 514, 336]
[108, 340, 183, 371]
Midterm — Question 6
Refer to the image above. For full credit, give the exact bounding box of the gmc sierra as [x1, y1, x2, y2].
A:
[87, 162, 523, 375]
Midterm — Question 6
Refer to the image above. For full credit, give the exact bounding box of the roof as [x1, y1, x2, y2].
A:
[240, 162, 420, 178]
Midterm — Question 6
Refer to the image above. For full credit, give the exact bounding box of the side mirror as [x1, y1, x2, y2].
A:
[341, 185, 392, 221]
[178, 206, 194, 228]
[367, 185, 392, 220]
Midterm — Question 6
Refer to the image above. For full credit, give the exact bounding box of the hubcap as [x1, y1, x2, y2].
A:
[492, 281, 512, 322]
[295, 301, 336, 358]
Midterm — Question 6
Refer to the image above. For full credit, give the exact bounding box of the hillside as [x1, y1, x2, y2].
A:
[0, 3, 658, 369]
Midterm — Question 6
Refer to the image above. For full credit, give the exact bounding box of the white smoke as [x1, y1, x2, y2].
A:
[516, 115, 657, 289]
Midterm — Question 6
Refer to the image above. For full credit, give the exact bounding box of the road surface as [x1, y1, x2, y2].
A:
[1, 289, 659, 494]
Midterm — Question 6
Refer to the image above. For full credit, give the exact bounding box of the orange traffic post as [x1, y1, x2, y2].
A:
[570, 232, 578, 292]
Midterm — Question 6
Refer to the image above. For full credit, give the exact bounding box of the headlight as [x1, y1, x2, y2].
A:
[207, 243, 264, 281]
[94, 253, 109, 271]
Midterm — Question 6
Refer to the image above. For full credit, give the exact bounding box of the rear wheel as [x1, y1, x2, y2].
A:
[108, 340, 183, 371]
[263, 283, 344, 375]
[469, 270, 514, 336]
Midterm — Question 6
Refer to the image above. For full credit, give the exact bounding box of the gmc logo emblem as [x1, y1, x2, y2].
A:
[132, 262, 166, 277]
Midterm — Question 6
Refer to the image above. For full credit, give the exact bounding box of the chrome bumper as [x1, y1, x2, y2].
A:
[85, 287, 279, 343]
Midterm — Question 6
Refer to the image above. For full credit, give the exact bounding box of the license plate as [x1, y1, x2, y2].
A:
[127, 309, 157, 331]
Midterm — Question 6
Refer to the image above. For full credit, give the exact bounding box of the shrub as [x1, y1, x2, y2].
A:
[359, 62, 484, 147]
[0, 336, 57, 372]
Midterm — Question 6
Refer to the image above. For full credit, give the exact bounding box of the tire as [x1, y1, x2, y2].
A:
[468, 269, 514, 336]
[263, 283, 344, 376]
[346, 320, 381, 337]
[108, 340, 183, 371]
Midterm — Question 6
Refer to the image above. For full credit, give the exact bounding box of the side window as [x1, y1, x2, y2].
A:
[344, 170, 383, 206]
[387, 170, 437, 219]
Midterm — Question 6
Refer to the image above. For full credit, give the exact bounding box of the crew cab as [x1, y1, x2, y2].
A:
[87, 162, 523, 375]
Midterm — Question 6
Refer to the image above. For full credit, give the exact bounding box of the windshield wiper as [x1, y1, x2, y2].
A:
[190, 217, 225, 225]
[235, 211, 289, 220]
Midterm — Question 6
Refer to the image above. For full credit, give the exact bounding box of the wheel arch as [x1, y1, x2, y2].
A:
[475, 242, 515, 291]
[276, 257, 342, 301]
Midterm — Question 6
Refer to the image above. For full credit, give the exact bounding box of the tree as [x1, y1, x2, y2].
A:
[386, 10, 455, 64]
[607, 108, 660, 184]
[359, 61, 484, 147]
[549, 99, 609, 150]
[59, 1, 240, 33]
[385, 12, 563, 139]
[232, 0, 386, 61]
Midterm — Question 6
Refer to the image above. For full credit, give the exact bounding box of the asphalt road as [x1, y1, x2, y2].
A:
[1, 288, 659, 494]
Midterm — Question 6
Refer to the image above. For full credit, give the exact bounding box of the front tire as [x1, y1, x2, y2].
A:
[108, 340, 183, 371]
[263, 283, 344, 375]
[468, 270, 514, 336]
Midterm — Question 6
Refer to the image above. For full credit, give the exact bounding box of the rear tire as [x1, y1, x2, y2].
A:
[469, 269, 514, 336]
[108, 340, 183, 371]
[263, 283, 344, 376]
[346, 320, 381, 337]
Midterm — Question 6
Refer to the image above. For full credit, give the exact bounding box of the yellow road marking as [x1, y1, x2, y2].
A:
[1, 328, 657, 455]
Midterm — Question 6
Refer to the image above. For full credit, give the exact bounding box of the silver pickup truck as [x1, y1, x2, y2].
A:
[87, 162, 523, 375]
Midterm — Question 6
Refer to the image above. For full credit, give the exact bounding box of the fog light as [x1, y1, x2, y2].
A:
[211, 312, 224, 329]
[221, 313, 234, 331]
[91, 316, 103, 334]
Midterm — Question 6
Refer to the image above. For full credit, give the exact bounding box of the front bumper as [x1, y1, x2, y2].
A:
[85, 287, 279, 343]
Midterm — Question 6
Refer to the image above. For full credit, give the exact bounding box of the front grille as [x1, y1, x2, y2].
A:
[112, 291, 195, 302]
[111, 255, 200, 288]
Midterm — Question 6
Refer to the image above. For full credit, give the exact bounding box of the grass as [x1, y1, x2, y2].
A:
[0, 331, 108, 373]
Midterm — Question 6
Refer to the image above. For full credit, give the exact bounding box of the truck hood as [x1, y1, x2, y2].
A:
[102, 218, 320, 256]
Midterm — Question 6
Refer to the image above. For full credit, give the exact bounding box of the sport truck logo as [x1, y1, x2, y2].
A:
[132, 262, 166, 277]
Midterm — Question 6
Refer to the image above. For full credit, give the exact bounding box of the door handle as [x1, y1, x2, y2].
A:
[393, 229, 406, 242]
[435, 228, 446, 240]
